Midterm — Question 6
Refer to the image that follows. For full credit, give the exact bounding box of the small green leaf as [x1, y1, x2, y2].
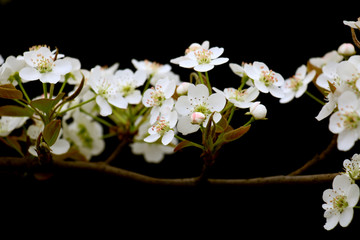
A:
[0, 84, 23, 99]
[43, 120, 61, 146]
[0, 105, 34, 117]
[174, 140, 196, 152]
[30, 92, 65, 114]
[223, 125, 251, 143]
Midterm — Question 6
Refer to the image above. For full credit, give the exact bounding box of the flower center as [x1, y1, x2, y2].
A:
[332, 195, 348, 213]
[259, 70, 278, 86]
[286, 76, 303, 92]
[228, 89, 247, 102]
[194, 49, 212, 65]
[194, 103, 211, 116]
[343, 111, 360, 129]
[149, 88, 165, 106]
[77, 123, 93, 149]
[152, 117, 170, 135]
[120, 84, 135, 97]
[32, 54, 54, 73]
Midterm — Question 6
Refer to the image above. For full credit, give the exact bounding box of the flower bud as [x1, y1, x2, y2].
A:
[191, 112, 206, 124]
[338, 43, 356, 56]
[176, 82, 190, 95]
[249, 102, 267, 120]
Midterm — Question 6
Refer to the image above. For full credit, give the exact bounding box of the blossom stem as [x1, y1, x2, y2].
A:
[227, 105, 236, 125]
[142, 74, 153, 95]
[16, 77, 31, 103]
[243, 117, 255, 127]
[238, 75, 249, 91]
[80, 108, 114, 128]
[43, 83, 48, 98]
[174, 134, 205, 150]
[205, 71, 212, 94]
[58, 78, 68, 96]
[49, 83, 55, 99]
[197, 72, 205, 85]
[57, 96, 96, 116]
[305, 91, 325, 105]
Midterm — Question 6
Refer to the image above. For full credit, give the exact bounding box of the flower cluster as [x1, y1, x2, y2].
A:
[2, 17, 360, 231]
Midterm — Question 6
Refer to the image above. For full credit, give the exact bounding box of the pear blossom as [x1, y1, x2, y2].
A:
[176, 82, 191, 95]
[20, 46, 72, 84]
[322, 175, 359, 230]
[113, 69, 147, 108]
[132, 59, 171, 79]
[344, 18, 360, 29]
[229, 63, 246, 78]
[63, 112, 105, 160]
[59, 57, 83, 85]
[280, 65, 316, 103]
[130, 117, 177, 163]
[144, 107, 178, 146]
[170, 40, 210, 65]
[244, 61, 285, 98]
[343, 153, 360, 181]
[309, 50, 343, 69]
[0, 55, 26, 86]
[213, 86, 259, 109]
[329, 91, 360, 151]
[176, 47, 229, 72]
[142, 78, 176, 124]
[175, 84, 226, 135]
[87, 66, 126, 116]
[0, 116, 28, 137]
[248, 101, 267, 120]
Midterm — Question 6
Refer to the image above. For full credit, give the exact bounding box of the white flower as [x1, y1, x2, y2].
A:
[0, 116, 28, 137]
[229, 63, 246, 78]
[142, 78, 176, 123]
[175, 84, 226, 135]
[114, 69, 147, 107]
[130, 118, 177, 163]
[309, 50, 343, 69]
[322, 175, 359, 230]
[176, 82, 191, 95]
[248, 101, 267, 120]
[144, 107, 178, 146]
[87, 66, 126, 116]
[177, 47, 229, 72]
[343, 153, 360, 181]
[63, 112, 105, 160]
[213, 86, 259, 109]
[132, 59, 171, 78]
[280, 65, 316, 103]
[244, 61, 285, 98]
[170, 40, 210, 64]
[316, 61, 339, 91]
[0, 55, 26, 86]
[20, 46, 72, 84]
[59, 57, 83, 85]
[329, 91, 360, 151]
[344, 18, 360, 29]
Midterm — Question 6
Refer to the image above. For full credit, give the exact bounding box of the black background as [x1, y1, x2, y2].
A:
[0, 0, 360, 237]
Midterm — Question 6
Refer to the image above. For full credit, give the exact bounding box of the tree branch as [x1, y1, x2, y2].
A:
[0, 156, 339, 186]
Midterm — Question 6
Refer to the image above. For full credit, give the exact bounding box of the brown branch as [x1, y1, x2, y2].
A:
[0, 156, 339, 186]
[288, 134, 338, 176]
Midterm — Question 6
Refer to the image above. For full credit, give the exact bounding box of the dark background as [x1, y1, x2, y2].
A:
[1, 0, 360, 237]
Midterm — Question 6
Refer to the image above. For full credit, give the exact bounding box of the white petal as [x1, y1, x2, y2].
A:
[188, 84, 209, 100]
[175, 96, 192, 116]
[332, 175, 352, 192]
[347, 184, 360, 207]
[96, 95, 112, 116]
[324, 214, 340, 230]
[316, 100, 336, 121]
[144, 133, 161, 143]
[40, 72, 60, 84]
[161, 130, 174, 145]
[108, 93, 128, 109]
[244, 64, 260, 81]
[209, 47, 224, 59]
[269, 85, 285, 98]
[339, 207, 354, 227]
[52, 139, 70, 155]
[210, 58, 229, 65]
[254, 80, 269, 93]
[194, 64, 214, 72]
[207, 93, 226, 112]
[338, 91, 358, 111]
[125, 90, 142, 104]
[179, 60, 198, 68]
[337, 130, 358, 151]
[19, 67, 41, 81]
[53, 59, 72, 75]
[142, 88, 155, 107]
[329, 112, 345, 133]
[177, 115, 200, 135]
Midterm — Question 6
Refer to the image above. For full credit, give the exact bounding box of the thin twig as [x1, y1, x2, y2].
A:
[288, 134, 338, 176]
[0, 156, 339, 186]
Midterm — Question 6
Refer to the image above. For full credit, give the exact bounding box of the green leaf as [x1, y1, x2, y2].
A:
[43, 120, 61, 146]
[0, 105, 34, 117]
[30, 92, 65, 114]
[174, 140, 197, 152]
[0, 84, 23, 99]
[223, 125, 251, 143]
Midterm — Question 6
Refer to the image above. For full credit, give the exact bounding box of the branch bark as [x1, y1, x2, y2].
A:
[0, 156, 339, 186]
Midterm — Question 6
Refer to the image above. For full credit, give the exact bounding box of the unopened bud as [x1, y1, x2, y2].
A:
[177, 82, 191, 95]
[338, 43, 356, 56]
[191, 112, 206, 124]
[249, 102, 267, 120]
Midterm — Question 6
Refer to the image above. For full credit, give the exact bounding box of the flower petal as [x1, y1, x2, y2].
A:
[53, 59, 72, 75]
[194, 64, 214, 72]
[177, 115, 200, 135]
[207, 93, 226, 112]
[96, 95, 112, 116]
[339, 207, 354, 227]
[19, 67, 41, 82]
[161, 130, 174, 145]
